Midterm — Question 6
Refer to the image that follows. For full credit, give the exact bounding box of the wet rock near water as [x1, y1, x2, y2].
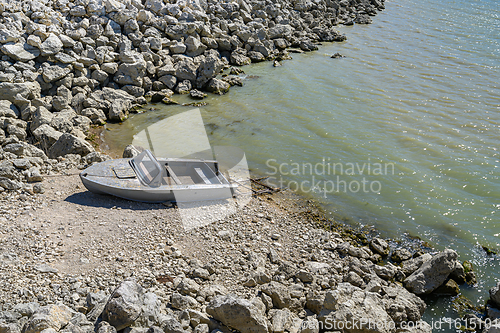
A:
[490, 282, 500, 308]
[0, 243, 479, 333]
[330, 52, 345, 59]
[404, 249, 460, 295]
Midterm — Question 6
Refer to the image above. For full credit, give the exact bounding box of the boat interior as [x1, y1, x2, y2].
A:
[123, 150, 230, 188]
[161, 160, 228, 186]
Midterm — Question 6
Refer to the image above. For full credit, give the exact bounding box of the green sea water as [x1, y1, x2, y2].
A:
[105, 0, 500, 326]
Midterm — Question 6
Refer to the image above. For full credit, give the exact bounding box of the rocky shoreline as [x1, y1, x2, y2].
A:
[1, 0, 500, 332]
[0, 0, 385, 192]
[1, 169, 500, 333]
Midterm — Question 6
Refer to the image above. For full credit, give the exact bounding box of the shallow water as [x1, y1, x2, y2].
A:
[106, 0, 500, 324]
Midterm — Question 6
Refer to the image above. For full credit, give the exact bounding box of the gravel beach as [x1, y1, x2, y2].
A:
[1, 167, 497, 333]
[1, 0, 499, 331]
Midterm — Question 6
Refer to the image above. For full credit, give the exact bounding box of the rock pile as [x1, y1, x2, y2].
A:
[0, 0, 386, 191]
[0, 239, 478, 333]
[0, 177, 485, 333]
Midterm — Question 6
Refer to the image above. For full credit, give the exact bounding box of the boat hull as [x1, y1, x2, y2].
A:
[80, 159, 237, 203]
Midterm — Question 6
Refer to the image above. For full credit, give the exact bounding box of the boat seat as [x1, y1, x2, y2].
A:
[194, 167, 212, 184]
[165, 164, 181, 184]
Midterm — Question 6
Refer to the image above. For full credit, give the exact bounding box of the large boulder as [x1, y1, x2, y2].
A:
[0, 100, 19, 118]
[90, 87, 135, 122]
[206, 294, 269, 333]
[114, 62, 146, 86]
[175, 58, 198, 82]
[0, 28, 20, 44]
[319, 283, 395, 333]
[32, 124, 63, 151]
[261, 282, 292, 309]
[490, 281, 500, 308]
[0, 177, 22, 191]
[404, 249, 458, 295]
[230, 49, 251, 66]
[0, 322, 21, 333]
[1, 42, 40, 61]
[43, 65, 71, 83]
[108, 99, 131, 122]
[30, 106, 54, 132]
[0, 160, 17, 179]
[24, 304, 74, 333]
[47, 133, 94, 159]
[134, 292, 161, 328]
[401, 254, 432, 276]
[80, 108, 107, 125]
[268, 24, 294, 39]
[370, 238, 390, 256]
[160, 315, 187, 333]
[0, 82, 41, 102]
[114, 51, 146, 87]
[170, 293, 198, 311]
[206, 78, 230, 95]
[103, 279, 145, 331]
[185, 36, 207, 57]
[382, 285, 426, 325]
[122, 145, 144, 158]
[51, 109, 77, 133]
[39, 34, 63, 56]
[196, 53, 223, 88]
[101, 87, 135, 103]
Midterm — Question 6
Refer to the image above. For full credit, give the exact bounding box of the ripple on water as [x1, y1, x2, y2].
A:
[106, 0, 500, 321]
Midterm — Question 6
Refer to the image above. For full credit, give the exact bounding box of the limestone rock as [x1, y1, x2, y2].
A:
[206, 78, 230, 95]
[185, 36, 207, 57]
[24, 304, 74, 333]
[268, 24, 294, 39]
[370, 238, 390, 256]
[391, 248, 413, 263]
[108, 99, 131, 122]
[189, 89, 207, 100]
[401, 254, 432, 276]
[175, 58, 198, 82]
[230, 49, 251, 66]
[196, 53, 223, 88]
[382, 285, 426, 324]
[0, 100, 19, 118]
[434, 279, 459, 296]
[0, 29, 20, 44]
[404, 249, 458, 295]
[1, 42, 40, 62]
[32, 124, 63, 151]
[261, 282, 292, 309]
[30, 106, 54, 132]
[47, 133, 94, 159]
[319, 283, 395, 333]
[103, 279, 145, 331]
[80, 108, 107, 125]
[40, 34, 63, 56]
[170, 41, 187, 54]
[170, 293, 198, 311]
[206, 294, 269, 333]
[160, 315, 187, 333]
[43, 66, 71, 83]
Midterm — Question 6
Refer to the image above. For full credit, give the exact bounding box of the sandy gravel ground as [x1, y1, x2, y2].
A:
[0, 170, 330, 306]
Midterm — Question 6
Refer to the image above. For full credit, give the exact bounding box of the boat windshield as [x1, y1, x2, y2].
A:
[129, 150, 162, 187]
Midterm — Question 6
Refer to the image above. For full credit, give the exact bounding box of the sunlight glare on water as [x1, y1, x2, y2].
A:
[106, 0, 500, 318]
